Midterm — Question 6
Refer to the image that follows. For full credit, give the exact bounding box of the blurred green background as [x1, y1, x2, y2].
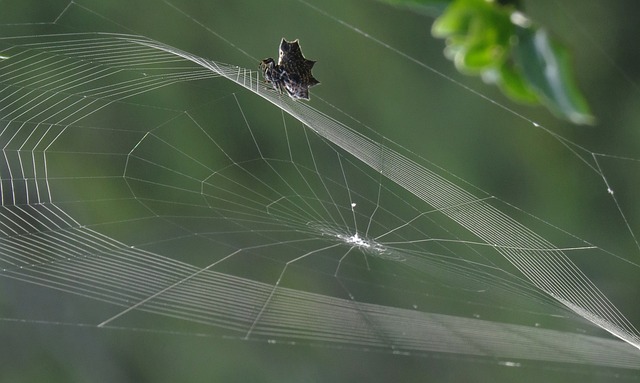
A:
[1, 0, 640, 381]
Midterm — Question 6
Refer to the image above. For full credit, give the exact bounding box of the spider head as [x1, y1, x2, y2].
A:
[259, 58, 278, 82]
[259, 57, 276, 72]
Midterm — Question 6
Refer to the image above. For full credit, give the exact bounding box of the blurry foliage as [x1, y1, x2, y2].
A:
[377, 0, 595, 125]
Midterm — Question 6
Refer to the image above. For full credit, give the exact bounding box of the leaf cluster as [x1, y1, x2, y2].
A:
[382, 0, 595, 125]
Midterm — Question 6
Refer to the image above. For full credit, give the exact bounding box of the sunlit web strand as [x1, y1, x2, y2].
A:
[149, 43, 640, 347]
[1, 27, 639, 366]
[294, 0, 640, 261]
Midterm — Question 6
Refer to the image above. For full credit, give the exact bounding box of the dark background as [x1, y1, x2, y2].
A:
[1, 0, 640, 381]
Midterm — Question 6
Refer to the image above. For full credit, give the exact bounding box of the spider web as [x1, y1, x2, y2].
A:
[1, 0, 640, 379]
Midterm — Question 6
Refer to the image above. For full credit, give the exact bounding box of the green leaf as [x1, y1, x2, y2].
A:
[514, 27, 595, 125]
[431, 0, 474, 37]
[433, 0, 513, 74]
[381, 0, 596, 125]
[487, 63, 539, 104]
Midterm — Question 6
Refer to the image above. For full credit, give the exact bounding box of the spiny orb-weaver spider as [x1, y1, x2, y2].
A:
[260, 38, 320, 100]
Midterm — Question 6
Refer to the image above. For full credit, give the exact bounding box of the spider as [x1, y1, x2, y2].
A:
[259, 38, 319, 100]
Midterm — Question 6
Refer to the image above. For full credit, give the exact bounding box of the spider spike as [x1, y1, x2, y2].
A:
[263, 38, 319, 101]
[280, 38, 299, 49]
